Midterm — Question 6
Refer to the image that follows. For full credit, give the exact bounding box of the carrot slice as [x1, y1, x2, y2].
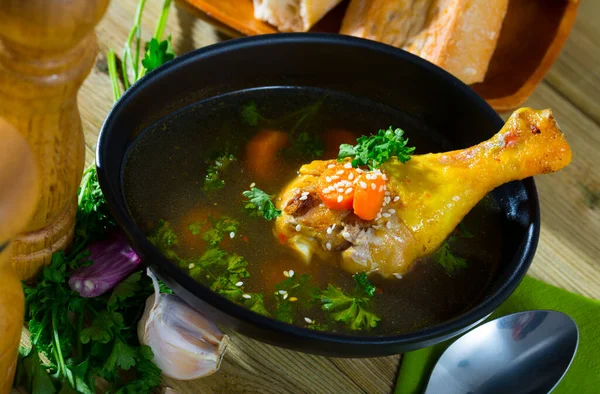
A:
[245, 129, 289, 182]
[317, 163, 358, 210]
[353, 171, 386, 220]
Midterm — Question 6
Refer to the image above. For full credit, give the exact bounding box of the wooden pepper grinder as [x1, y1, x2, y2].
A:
[0, 0, 110, 280]
[0, 119, 40, 394]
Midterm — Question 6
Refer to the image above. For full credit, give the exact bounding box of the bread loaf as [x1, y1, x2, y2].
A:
[340, 0, 509, 84]
[253, 0, 344, 32]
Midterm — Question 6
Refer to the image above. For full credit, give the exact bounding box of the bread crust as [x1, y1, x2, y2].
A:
[340, 0, 509, 84]
[254, 0, 344, 32]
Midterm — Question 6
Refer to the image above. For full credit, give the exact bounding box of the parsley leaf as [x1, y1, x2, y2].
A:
[338, 126, 415, 169]
[108, 271, 143, 306]
[202, 216, 239, 246]
[203, 154, 236, 192]
[76, 166, 116, 250]
[102, 338, 137, 375]
[273, 274, 320, 323]
[147, 219, 179, 260]
[141, 37, 175, 73]
[435, 222, 472, 274]
[242, 187, 281, 220]
[241, 101, 261, 126]
[321, 285, 380, 331]
[434, 242, 467, 274]
[244, 293, 270, 317]
[353, 272, 376, 297]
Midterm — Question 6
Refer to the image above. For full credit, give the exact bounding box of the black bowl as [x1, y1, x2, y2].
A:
[97, 33, 539, 357]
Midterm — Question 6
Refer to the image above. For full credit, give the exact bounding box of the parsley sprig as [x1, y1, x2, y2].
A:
[338, 126, 415, 169]
[434, 222, 474, 274]
[242, 187, 282, 220]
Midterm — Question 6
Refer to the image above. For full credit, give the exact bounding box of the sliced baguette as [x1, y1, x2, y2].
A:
[253, 0, 344, 32]
[340, 0, 509, 84]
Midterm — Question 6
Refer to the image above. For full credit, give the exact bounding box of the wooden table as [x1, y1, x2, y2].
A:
[73, 1, 600, 393]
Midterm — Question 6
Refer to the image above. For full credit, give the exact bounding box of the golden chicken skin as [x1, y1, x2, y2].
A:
[275, 108, 572, 278]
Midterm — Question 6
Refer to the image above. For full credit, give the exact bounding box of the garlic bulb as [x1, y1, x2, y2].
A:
[138, 269, 229, 380]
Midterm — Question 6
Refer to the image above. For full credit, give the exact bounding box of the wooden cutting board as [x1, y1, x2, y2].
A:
[13, 0, 600, 392]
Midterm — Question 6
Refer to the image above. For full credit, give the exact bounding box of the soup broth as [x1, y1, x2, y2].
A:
[123, 87, 502, 335]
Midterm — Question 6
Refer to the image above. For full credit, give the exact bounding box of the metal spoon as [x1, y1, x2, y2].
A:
[425, 310, 579, 394]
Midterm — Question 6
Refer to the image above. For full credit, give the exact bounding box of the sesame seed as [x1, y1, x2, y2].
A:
[331, 175, 340, 180]
[345, 188, 353, 194]
[344, 162, 352, 168]
[376, 213, 382, 220]
[337, 195, 343, 203]
[336, 170, 344, 175]
[289, 297, 298, 302]
[278, 290, 287, 295]
[382, 174, 388, 180]
[188, 263, 195, 269]
[250, 182, 256, 188]
[360, 181, 367, 189]
[382, 213, 391, 218]
[379, 185, 384, 192]
[326, 176, 332, 182]
[326, 242, 332, 250]
[327, 227, 333, 234]
[283, 270, 290, 277]
[331, 224, 336, 230]
[388, 209, 396, 213]
[235, 281, 243, 287]
[386, 221, 392, 229]
[230, 232, 235, 238]
[283, 294, 288, 300]
[288, 270, 294, 277]
[337, 188, 344, 193]
[295, 224, 302, 232]
[393, 273, 403, 279]
[301, 191, 309, 196]
[393, 196, 400, 202]
[242, 294, 251, 299]
[299, 195, 308, 201]
[371, 183, 376, 190]
[304, 317, 313, 324]
[365, 174, 372, 180]
[348, 173, 354, 180]
[356, 168, 364, 173]
[328, 164, 335, 168]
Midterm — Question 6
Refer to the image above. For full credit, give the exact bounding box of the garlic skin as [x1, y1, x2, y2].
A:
[138, 270, 229, 380]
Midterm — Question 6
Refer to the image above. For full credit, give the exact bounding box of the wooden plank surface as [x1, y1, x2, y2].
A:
[70, 0, 600, 393]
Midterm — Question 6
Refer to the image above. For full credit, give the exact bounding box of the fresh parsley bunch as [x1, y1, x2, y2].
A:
[338, 126, 415, 169]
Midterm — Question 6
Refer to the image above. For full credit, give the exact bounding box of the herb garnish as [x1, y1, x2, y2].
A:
[18, 213, 165, 393]
[242, 187, 282, 220]
[434, 222, 473, 274]
[273, 274, 320, 324]
[203, 154, 236, 192]
[338, 126, 415, 169]
[141, 37, 175, 73]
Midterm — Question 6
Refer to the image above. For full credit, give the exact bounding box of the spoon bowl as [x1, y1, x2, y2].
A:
[425, 310, 579, 394]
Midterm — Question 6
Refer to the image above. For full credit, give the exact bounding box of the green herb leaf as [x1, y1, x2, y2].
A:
[241, 101, 261, 126]
[202, 216, 239, 246]
[17, 349, 57, 394]
[148, 219, 179, 260]
[108, 271, 143, 306]
[242, 187, 281, 220]
[434, 241, 467, 274]
[320, 285, 380, 331]
[244, 293, 270, 317]
[141, 37, 175, 73]
[203, 154, 236, 192]
[103, 339, 137, 374]
[457, 222, 474, 239]
[353, 272, 376, 297]
[338, 126, 415, 169]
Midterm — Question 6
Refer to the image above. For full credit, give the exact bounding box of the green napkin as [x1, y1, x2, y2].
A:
[395, 276, 600, 394]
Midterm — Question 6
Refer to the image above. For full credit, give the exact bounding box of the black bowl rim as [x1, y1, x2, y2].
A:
[96, 33, 539, 348]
